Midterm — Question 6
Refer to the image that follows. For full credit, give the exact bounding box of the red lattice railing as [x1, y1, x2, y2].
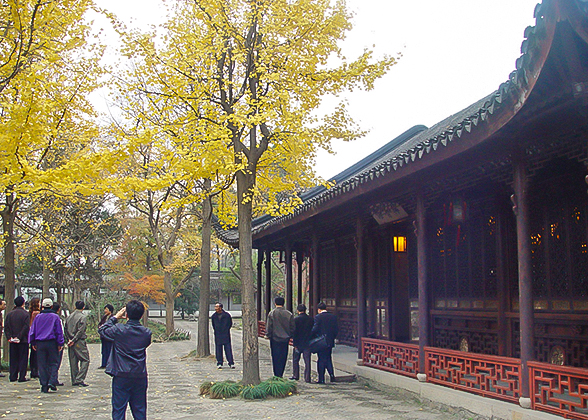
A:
[425, 347, 521, 403]
[258, 320, 266, 337]
[529, 361, 588, 419]
[362, 338, 419, 378]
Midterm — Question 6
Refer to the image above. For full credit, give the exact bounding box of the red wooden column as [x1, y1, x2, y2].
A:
[296, 250, 304, 306]
[311, 234, 320, 315]
[257, 248, 263, 321]
[334, 241, 340, 318]
[416, 192, 429, 382]
[285, 242, 293, 313]
[513, 158, 534, 408]
[367, 237, 377, 337]
[265, 247, 272, 318]
[356, 215, 367, 359]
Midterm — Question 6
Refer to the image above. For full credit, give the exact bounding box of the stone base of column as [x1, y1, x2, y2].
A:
[356, 359, 364, 366]
[417, 373, 427, 382]
[519, 397, 532, 409]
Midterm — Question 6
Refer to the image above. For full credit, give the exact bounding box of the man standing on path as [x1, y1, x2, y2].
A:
[3, 296, 30, 382]
[99, 300, 152, 420]
[50, 302, 65, 387]
[290, 304, 314, 383]
[64, 300, 90, 386]
[211, 302, 235, 369]
[311, 302, 339, 384]
[28, 298, 64, 393]
[98, 304, 115, 369]
[265, 296, 295, 378]
[0, 299, 6, 377]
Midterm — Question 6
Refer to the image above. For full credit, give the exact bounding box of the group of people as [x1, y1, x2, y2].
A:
[1, 297, 152, 420]
[2, 295, 337, 418]
[211, 297, 339, 384]
[1, 296, 91, 391]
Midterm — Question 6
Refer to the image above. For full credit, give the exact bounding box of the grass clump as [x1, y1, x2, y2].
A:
[199, 381, 214, 396]
[241, 384, 268, 400]
[209, 380, 242, 399]
[200, 376, 297, 401]
[261, 376, 297, 398]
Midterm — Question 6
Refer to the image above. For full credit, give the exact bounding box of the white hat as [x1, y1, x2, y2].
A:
[42, 298, 53, 308]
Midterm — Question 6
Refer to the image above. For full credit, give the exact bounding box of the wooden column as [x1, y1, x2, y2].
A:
[367, 236, 377, 337]
[311, 234, 320, 315]
[296, 250, 304, 306]
[285, 242, 293, 313]
[265, 247, 272, 318]
[334, 241, 340, 318]
[496, 207, 508, 356]
[416, 192, 429, 380]
[513, 158, 534, 406]
[356, 215, 366, 358]
[257, 248, 263, 321]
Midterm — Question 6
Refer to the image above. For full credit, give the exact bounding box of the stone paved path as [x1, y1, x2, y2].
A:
[0, 320, 481, 419]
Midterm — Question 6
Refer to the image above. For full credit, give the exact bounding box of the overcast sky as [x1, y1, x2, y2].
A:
[95, 0, 540, 179]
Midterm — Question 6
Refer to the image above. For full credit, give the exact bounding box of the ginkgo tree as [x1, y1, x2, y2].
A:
[115, 0, 396, 384]
[0, 0, 104, 313]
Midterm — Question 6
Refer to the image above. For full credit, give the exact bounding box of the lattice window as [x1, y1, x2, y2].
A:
[319, 243, 335, 300]
[428, 195, 499, 301]
[529, 160, 588, 300]
[340, 240, 357, 302]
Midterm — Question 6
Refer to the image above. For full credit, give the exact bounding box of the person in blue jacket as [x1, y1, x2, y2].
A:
[99, 300, 152, 420]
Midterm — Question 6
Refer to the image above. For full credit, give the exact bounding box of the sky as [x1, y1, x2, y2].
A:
[94, 0, 540, 179]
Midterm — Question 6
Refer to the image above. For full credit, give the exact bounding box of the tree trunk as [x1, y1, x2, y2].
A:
[42, 247, 51, 298]
[141, 301, 149, 327]
[164, 271, 175, 335]
[237, 169, 260, 385]
[196, 181, 212, 357]
[1, 193, 17, 363]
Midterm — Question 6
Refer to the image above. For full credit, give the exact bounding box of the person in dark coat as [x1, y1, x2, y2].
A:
[98, 304, 115, 369]
[49, 302, 65, 387]
[99, 300, 152, 420]
[211, 302, 234, 369]
[311, 301, 339, 384]
[290, 304, 314, 383]
[265, 296, 295, 378]
[3, 296, 30, 382]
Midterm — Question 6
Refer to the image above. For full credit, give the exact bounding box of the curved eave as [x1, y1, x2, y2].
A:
[217, 0, 588, 248]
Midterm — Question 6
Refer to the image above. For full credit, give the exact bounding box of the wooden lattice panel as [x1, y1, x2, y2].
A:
[530, 361, 588, 419]
[338, 310, 358, 346]
[425, 347, 521, 403]
[362, 338, 419, 378]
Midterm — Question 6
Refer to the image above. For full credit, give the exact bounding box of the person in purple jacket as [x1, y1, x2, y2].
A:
[28, 298, 64, 393]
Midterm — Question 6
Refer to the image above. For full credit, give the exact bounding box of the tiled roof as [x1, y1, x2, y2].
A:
[216, 0, 582, 245]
